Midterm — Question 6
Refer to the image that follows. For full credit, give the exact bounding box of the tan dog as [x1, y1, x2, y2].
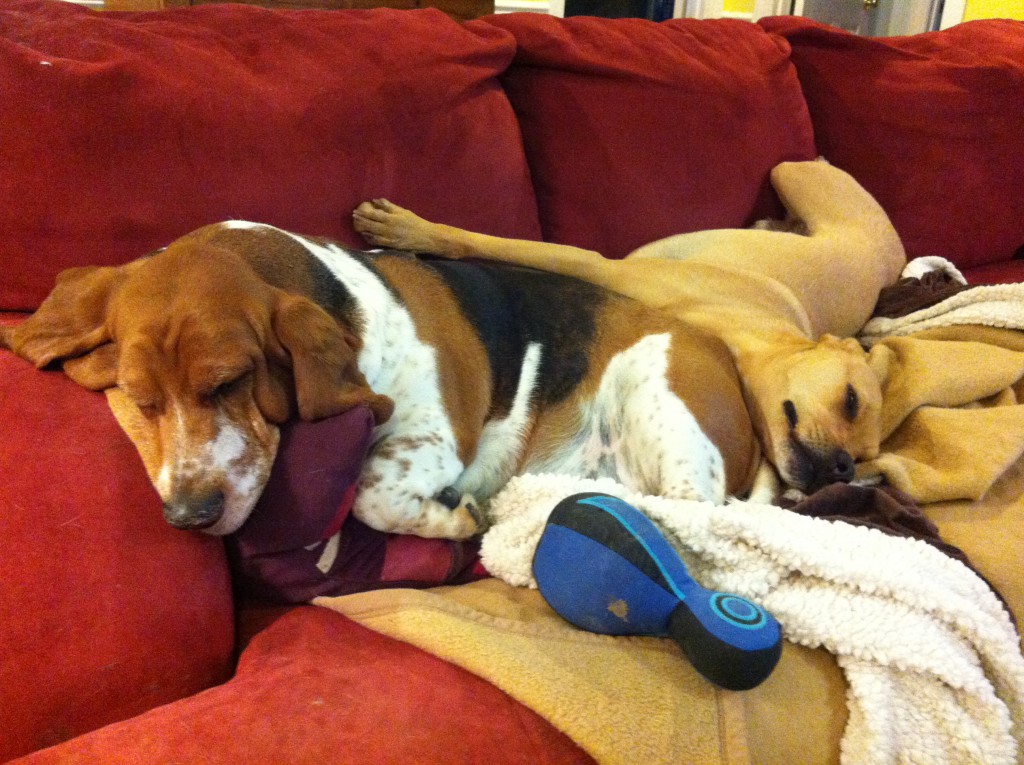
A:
[353, 161, 906, 494]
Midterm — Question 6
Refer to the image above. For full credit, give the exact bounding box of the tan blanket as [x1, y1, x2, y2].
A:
[315, 578, 751, 765]
[318, 472, 1024, 765]
[857, 274, 1024, 503]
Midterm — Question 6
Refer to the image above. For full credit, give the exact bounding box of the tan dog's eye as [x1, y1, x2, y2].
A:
[845, 384, 859, 420]
[783, 400, 798, 429]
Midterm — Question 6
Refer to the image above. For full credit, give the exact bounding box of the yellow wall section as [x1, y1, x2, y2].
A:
[723, 0, 755, 12]
[964, 0, 1024, 21]
[720, 0, 1022, 22]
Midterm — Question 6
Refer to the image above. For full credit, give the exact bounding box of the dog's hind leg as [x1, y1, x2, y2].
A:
[353, 199, 628, 288]
[592, 333, 727, 504]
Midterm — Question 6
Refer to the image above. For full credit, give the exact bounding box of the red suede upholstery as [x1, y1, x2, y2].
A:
[760, 17, 1024, 273]
[0, 0, 540, 311]
[0, 351, 234, 762]
[963, 259, 1024, 285]
[10, 607, 595, 765]
[475, 14, 817, 258]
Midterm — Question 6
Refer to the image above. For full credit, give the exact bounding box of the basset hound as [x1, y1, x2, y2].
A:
[1, 221, 759, 539]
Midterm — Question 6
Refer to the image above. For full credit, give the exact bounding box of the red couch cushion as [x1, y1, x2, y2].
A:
[474, 14, 817, 258]
[962, 259, 1024, 286]
[760, 17, 1024, 272]
[11, 606, 595, 765]
[0, 350, 235, 761]
[0, 0, 540, 311]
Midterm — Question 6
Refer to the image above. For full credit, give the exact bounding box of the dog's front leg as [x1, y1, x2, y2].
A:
[353, 429, 482, 540]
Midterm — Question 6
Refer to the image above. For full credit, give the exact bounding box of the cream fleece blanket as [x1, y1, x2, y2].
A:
[860, 278, 1024, 344]
[856, 259, 1024, 503]
[475, 473, 1024, 765]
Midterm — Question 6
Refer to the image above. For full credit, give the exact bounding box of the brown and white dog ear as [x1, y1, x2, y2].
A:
[2, 265, 122, 389]
[62, 342, 119, 390]
[252, 356, 295, 425]
[272, 293, 394, 425]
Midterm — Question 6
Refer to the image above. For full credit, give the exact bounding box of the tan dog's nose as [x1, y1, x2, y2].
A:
[832, 450, 855, 483]
[162, 491, 225, 530]
[793, 444, 857, 492]
[809, 449, 855, 490]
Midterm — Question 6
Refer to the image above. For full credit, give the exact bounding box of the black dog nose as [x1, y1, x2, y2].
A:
[163, 491, 225, 530]
[831, 450, 855, 483]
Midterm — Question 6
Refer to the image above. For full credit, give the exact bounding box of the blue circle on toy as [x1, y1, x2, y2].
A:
[711, 593, 767, 629]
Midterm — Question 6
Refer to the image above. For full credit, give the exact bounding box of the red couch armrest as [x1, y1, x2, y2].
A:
[0, 350, 235, 761]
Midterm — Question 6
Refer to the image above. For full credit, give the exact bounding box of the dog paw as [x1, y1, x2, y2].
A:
[435, 485, 463, 509]
[433, 487, 485, 538]
[352, 198, 437, 253]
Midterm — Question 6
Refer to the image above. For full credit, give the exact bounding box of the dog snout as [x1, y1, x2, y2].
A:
[788, 440, 857, 492]
[807, 448, 856, 490]
[162, 490, 225, 530]
[831, 450, 855, 483]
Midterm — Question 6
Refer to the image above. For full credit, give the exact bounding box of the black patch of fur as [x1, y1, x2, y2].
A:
[419, 259, 605, 416]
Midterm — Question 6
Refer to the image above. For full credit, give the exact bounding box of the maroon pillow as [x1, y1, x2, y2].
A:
[0, 350, 234, 761]
[227, 408, 482, 603]
[474, 14, 817, 258]
[0, 0, 540, 311]
[760, 17, 1024, 271]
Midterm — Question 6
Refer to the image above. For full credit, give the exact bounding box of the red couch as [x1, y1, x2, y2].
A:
[1, 2, 1022, 762]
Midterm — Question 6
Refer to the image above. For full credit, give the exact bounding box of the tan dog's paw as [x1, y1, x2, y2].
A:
[352, 198, 440, 253]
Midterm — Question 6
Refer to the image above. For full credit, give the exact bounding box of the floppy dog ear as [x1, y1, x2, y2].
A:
[2, 266, 121, 390]
[62, 342, 119, 390]
[252, 355, 294, 425]
[272, 293, 394, 424]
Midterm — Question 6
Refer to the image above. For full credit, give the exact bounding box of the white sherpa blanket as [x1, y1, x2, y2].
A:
[860, 258, 1024, 344]
[481, 473, 1024, 765]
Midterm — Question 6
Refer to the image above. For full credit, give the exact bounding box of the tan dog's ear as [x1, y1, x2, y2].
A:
[818, 334, 867, 356]
[840, 336, 867, 355]
[272, 293, 394, 424]
[4, 265, 122, 389]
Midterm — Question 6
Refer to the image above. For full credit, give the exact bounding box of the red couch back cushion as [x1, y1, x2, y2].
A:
[0, 349, 235, 761]
[0, 0, 540, 311]
[475, 14, 817, 258]
[761, 17, 1024, 271]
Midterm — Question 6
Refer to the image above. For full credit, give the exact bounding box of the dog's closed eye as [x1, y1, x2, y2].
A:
[207, 373, 251, 401]
[783, 399, 798, 429]
[844, 384, 859, 420]
[198, 365, 254, 403]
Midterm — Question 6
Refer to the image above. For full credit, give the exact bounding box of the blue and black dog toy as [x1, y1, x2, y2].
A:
[532, 493, 782, 691]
